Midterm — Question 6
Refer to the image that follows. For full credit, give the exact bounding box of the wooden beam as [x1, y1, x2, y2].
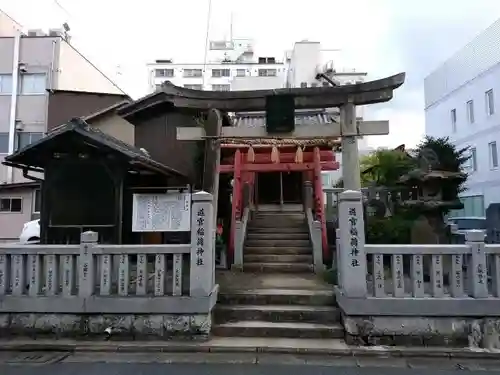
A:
[219, 161, 340, 173]
[222, 150, 335, 164]
[177, 121, 389, 141]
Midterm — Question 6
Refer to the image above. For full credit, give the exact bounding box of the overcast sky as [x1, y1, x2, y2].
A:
[2, 0, 500, 148]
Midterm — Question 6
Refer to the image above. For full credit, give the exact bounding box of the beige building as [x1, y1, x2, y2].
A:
[0, 10, 128, 241]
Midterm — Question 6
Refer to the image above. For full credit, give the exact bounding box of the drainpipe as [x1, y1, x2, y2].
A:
[7, 31, 21, 184]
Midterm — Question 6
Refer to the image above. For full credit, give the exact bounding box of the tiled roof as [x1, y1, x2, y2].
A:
[6, 118, 186, 178]
[232, 110, 337, 128]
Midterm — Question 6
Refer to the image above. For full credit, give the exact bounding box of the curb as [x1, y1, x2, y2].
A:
[0, 342, 498, 359]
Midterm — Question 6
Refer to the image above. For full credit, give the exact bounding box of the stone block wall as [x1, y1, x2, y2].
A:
[0, 313, 212, 340]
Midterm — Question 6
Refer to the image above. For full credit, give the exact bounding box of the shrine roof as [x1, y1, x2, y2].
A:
[4, 118, 187, 179]
[118, 73, 405, 116]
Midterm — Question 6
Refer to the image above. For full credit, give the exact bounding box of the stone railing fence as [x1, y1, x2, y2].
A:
[0, 191, 218, 316]
[335, 190, 500, 317]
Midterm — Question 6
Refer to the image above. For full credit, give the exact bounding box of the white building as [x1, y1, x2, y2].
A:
[148, 39, 287, 92]
[148, 39, 370, 189]
[424, 19, 500, 217]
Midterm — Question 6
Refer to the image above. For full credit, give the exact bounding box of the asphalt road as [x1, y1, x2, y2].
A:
[2, 363, 500, 375]
[2, 352, 500, 374]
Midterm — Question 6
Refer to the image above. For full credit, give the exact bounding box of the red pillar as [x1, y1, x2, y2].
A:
[229, 149, 242, 261]
[313, 147, 328, 260]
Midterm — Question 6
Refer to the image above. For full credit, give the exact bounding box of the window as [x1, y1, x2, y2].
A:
[19, 73, 46, 94]
[16, 132, 43, 151]
[258, 69, 277, 77]
[449, 195, 485, 218]
[467, 100, 475, 124]
[212, 84, 230, 91]
[451, 109, 457, 132]
[0, 197, 22, 213]
[0, 74, 12, 94]
[489, 141, 498, 169]
[0, 132, 9, 153]
[183, 69, 202, 78]
[300, 82, 307, 88]
[236, 69, 246, 77]
[321, 173, 330, 187]
[470, 147, 477, 171]
[33, 189, 41, 213]
[184, 84, 203, 90]
[211, 69, 230, 77]
[155, 69, 174, 78]
[486, 89, 495, 115]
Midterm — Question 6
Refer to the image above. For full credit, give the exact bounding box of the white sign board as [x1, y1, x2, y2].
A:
[132, 192, 191, 232]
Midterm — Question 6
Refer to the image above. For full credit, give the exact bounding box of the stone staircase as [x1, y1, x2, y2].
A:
[243, 210, 313, 273]
[213, 208, 343, 340]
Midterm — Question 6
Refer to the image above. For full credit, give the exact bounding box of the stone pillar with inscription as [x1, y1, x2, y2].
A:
[190, 191, 214, 297]
[467, 230, 488, 298]
[79, 231, 97, 297]
[338, 190, 367, 297]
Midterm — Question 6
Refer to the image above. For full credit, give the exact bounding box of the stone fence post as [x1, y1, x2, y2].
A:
[338, 190, 367, 297]
[467, 230, 488, 298]
[190, 191, 214, 297]
[79, 231, 97, 297]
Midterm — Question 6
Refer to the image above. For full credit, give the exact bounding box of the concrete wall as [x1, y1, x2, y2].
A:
[287, 41, 321, 88]
[46, 90, 128, 130]
[91, 114, 135, 145]
[0, 186, 34, 241]
[231, 75, 284, 91]
[55, 40, 125, 95]
[148, 62, 286, 93]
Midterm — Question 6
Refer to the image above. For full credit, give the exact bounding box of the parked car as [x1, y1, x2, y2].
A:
[19, 219, 40, 243]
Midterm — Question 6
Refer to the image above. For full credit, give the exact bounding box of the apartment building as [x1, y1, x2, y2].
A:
[0, 11, 128, 241]
[148, 39, 287, 92]
[425, 18, 500, 216]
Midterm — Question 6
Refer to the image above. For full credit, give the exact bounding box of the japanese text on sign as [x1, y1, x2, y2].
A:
[195, 207, 206, 267]
[348, 207, 360, 267]
[132, 192, 191, 232]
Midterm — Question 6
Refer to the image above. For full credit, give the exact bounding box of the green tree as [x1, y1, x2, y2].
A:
[360, 148, 415, 187]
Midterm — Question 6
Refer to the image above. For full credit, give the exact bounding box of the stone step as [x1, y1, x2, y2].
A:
[246, 239, 311, 247]
[250, 222, 306, 228]
[218, 289, 336, 306]
[248, 227, 309, 234]
[243, 262, 312, 273]
[212, 321, 344, 339]
[246, 233, 309, 240]
[254, 215, 305, 221]
[256, 210, 304, 215]
[249, 222, 306, 228]
[214, 304, 341, 324]
[245, 247, 312, 255]
[244, 254, 313, 263]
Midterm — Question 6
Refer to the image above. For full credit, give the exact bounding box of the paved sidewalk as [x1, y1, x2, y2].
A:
[0, 337, 499, 359]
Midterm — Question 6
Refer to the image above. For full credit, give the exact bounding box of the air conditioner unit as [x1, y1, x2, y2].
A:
[48, 29, 64, 37]
[27, 29, 45, 37]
